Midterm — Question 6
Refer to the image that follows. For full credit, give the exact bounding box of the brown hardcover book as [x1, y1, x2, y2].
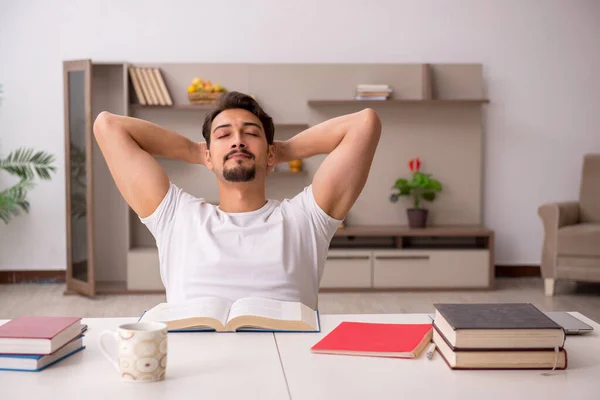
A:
[153, 68, 173, 106]
[141, 68, 160, 105]
[134, 67, 154, 106]
[433, 303, 566, 349]
[128, 67, 146, 105]
[146, 68, 166, 106]
[432, 325, 567, 370]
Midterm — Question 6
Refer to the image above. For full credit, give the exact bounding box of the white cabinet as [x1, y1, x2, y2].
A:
[320, 250, 372, 288]
[372, 249, 490, 289]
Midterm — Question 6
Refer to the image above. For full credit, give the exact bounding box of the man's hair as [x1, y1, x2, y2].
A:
[202, 91, 275, 149]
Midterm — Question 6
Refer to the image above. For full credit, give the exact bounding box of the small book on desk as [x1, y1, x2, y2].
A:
[311, 322, 433, 358]
[433, 303, 566, 349]
[432, 325, 568, 370]
[139, 297, 320, 332]
[0, 335, 85, 372]
[0, 316, 82, 355]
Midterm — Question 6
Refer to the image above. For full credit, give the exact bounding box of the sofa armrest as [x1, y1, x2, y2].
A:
[537, 202, 580, 278]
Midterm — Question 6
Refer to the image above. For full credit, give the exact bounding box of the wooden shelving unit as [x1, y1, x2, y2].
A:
[307, 99, 489, 106]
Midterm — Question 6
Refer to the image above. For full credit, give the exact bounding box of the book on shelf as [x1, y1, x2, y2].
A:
[432, 303, 566, 349]
[139, 297, 320, 332]
[311, 321, 433, 358]
[129, 66, 173, 107]
[355, 84, 392, 101]
[0, 316, 83, 355]
[128, 67, 146, 105]
[0, 335, 85, 372]
[432, 325, 567, 370]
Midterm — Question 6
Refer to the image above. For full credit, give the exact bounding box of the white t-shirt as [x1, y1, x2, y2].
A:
[140, 183, 343, 310]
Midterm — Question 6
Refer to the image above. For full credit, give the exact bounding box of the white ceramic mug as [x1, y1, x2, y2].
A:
[99, 321, 168, 382]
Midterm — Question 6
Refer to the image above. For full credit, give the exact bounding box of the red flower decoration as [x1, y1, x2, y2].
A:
[408, 157, 421, 172]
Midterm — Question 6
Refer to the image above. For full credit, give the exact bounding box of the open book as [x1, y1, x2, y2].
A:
[139, 297, 320, 332]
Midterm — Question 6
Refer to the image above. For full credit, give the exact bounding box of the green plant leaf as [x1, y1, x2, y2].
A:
[424, 179, 442, 191]
[0, 148, 56, 181]
[0, 179, 35, 224]
[422, 191, 436, 202]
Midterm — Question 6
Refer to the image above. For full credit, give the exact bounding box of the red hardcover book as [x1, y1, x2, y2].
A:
[311, 322, 433, 358]
[0, 316, 82, 355]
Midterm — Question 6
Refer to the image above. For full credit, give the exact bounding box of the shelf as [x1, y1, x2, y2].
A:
[130, 103, 215, 110]
[129, 104, 309, 129]
[271, 170, 307, 175]
[274, 124, 309, 129]
[334, 225, 493, 237]
[307, 99, 489, 106]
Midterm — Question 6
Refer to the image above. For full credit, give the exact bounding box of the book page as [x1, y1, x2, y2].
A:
[141, 297, 232, 327]
[227, 297, 315, 327]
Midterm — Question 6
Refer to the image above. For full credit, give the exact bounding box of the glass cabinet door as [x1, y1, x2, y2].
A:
[63, 60, 95, 296]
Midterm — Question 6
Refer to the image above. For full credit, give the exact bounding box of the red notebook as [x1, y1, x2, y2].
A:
[311, 322, 433, 358]
[0, 316, 82, 355]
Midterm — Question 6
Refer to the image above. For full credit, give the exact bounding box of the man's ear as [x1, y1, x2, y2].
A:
[205, 148, 214, 171]
[266, 144, 275, 168]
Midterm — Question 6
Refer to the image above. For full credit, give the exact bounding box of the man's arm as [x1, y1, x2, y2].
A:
[280, 108, 382, 220]
[93, 112, 205, 218]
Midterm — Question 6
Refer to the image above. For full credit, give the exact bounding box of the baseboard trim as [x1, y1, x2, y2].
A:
[0, 270, 66, 284]
[495, 265, 541, 277]
[0, 265, 541, 284]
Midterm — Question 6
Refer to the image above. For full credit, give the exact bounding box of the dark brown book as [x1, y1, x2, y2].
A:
[433, 303, 566, 349]
[432, 324, 568, 370]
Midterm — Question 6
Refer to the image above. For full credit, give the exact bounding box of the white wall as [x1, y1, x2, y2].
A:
[1, 0, 599, 270]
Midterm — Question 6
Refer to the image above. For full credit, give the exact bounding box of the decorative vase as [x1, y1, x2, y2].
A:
[406, 208, 428, 229]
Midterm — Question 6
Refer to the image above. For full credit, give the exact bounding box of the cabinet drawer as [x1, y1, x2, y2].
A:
[373, 250, 490, 288]
[320, 252, 372, 288]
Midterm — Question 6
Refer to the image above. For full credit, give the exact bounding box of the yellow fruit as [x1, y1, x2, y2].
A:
[192, 78, 202, 86]
[187, 85, 196, 93]
[213, 84, 223, 92]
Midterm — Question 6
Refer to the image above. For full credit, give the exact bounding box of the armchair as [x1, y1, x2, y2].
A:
[538, 154, 600, 295]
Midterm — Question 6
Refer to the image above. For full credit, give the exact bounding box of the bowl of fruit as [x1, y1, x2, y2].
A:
[187, 78, 227, 104]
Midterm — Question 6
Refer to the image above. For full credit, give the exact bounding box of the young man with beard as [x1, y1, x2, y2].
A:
[93, 91, 381, 310]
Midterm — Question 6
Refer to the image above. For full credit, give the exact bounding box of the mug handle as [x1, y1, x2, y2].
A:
[99, 330, 120, 372]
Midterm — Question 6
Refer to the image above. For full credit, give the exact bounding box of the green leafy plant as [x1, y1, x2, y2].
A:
[0, 148, 56, 223]
[389, 157, 442, 209]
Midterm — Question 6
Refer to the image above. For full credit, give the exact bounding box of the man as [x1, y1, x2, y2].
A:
[93, 91, 381, 309]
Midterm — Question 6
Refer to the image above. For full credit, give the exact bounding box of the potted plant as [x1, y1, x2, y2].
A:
[389, 157, 442, 228]
[0, 148, 56, 223]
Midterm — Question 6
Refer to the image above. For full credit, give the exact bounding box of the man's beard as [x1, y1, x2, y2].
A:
[223, 162, 256, 182]
[222, 149, 256, 182]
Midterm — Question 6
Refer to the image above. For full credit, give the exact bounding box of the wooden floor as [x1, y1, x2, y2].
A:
[1, 278, 600, 323]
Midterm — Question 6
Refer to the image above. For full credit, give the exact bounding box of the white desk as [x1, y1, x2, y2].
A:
[1, 313, 600, 400]
[275, 312, 600, 400]
[0, 317, 289, 400]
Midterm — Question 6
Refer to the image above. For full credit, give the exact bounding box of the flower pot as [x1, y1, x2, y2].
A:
[406, 208, 428, 229]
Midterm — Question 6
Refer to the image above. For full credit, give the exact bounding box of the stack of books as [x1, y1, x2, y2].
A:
[355, 84, 392, 101]
[0, 316, 86, 372]
[129, 66, 173, 107]
[432, 303, 568, 370]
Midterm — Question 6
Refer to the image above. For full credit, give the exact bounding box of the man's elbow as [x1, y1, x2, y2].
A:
[93, 111, 116, 139]
[360, 108, 382, 138]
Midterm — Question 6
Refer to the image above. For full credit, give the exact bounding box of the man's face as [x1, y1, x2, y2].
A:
[205, 109, 274, 182]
